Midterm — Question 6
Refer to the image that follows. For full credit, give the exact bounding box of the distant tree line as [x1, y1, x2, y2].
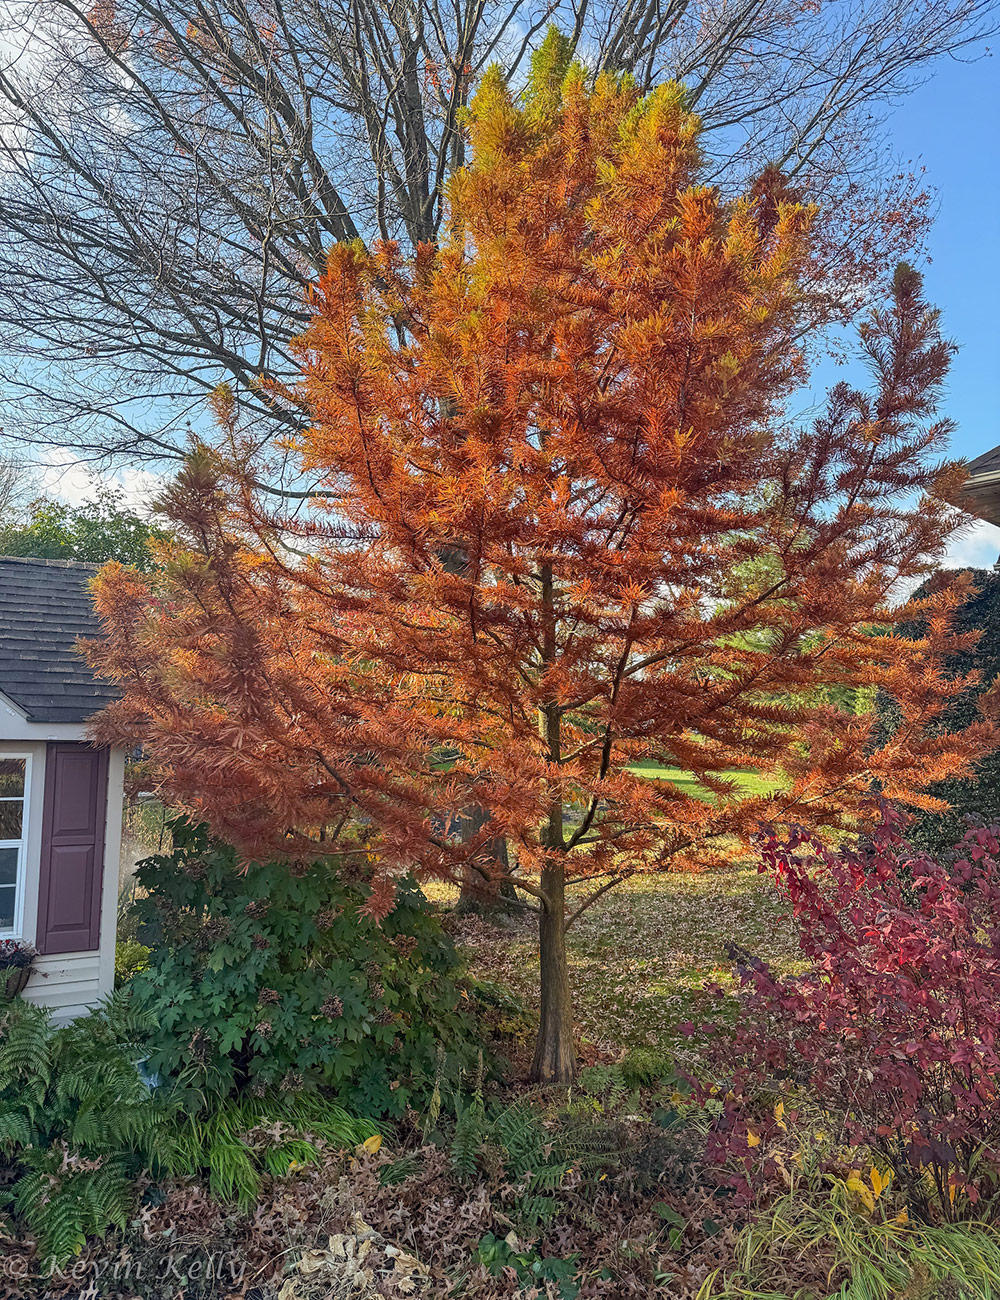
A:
[0, 462, 164, 569]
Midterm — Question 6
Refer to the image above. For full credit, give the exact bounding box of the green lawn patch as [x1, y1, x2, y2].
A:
[628, 763, 783, 800]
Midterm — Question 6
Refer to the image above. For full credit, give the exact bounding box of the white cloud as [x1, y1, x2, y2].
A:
[940, 518, 1000, 572]
[36, 448, 162, 517]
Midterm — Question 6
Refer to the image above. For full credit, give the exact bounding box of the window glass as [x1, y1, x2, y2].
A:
[0, 847, 16, 885]
[0, 848, 16, 928]
[0, 758, 27, 934]
[0, 803, 22, 839]
[0, 759, 25, 799]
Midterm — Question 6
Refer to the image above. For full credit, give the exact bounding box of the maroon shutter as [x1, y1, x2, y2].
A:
[36, 744, 109, 955]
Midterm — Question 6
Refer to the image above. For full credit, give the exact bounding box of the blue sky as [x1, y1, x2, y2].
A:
[41, 41, 1000, 566]
[807, 45, 1000, 568]
[894, 48, 1000, 463]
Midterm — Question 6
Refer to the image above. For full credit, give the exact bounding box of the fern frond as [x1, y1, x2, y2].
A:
[0, 1001, 53, 1101]
[450, 1105, 484, 1179]
[0, 1108, 34, 1152]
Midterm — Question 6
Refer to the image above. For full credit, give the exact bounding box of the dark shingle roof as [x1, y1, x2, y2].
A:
[0, 557, 117, 723]
[968, 444, 1000, 478]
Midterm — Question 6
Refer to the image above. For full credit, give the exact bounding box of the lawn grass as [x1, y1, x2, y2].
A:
[446, 860, 801, 1059]
[439, 764, 795, 1061]
[628, 762, 783, 800]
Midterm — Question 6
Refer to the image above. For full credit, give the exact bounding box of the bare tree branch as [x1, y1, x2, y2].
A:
[0, 0, 994, 480]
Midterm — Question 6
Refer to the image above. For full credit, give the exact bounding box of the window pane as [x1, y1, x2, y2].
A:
[0, 804, 22, 839]
[0, 760, 25, 799]
[0, 884, 14, 929]
[0, 848, 17, 886]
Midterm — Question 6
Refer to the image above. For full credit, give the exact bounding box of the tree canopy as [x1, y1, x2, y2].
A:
[894, 568, 1000, 852]
[88, 69, 996, 1081]
[0, 487, 164, 569]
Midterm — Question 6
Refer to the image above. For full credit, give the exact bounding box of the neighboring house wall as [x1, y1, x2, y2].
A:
[0, 557, 125, 1023]
[0, 734, 124, 1022]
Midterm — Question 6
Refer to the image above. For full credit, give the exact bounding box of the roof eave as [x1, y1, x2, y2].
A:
[953, 469, 1000, 530]
[0, 688, 28, 721]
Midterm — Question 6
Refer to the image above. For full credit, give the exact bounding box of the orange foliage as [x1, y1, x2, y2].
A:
[88, 69, 993, 1080]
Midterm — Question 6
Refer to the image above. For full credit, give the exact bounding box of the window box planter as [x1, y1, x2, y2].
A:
[0, 939, 36, 1000]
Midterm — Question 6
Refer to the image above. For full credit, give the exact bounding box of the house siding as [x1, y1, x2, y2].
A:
[1, 739, 124, 1023]
[24, 951, 103, 1021]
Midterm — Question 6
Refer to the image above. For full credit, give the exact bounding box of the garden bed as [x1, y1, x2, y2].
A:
[6, 825, 1000, 1300]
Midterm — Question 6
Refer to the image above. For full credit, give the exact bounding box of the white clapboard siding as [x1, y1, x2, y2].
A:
[0, 557, 128, 1026]
[23, 952, 103, 1022]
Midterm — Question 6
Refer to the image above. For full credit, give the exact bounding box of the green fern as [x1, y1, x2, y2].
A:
[450, 1110, 483, 1180]
[0, 1001, 52, 1100]
[7, 1150, 137, 1271]
[1, 989, 382, 1269]
[1, 995, 381, 1267]
[0, 998, 173, 1270]
[0, 1108, 33, 1152]
[439, 1091, 629, 1233]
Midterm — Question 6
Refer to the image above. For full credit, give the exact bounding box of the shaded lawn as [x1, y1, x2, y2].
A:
[440, 765, 796, 1060]
[444, 861, 801, 1061]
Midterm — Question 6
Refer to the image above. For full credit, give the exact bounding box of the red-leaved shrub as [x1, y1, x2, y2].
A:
[710, 804, 1000, 1219]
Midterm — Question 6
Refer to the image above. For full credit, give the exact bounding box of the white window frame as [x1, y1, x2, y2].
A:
[0, 752, 31, 939]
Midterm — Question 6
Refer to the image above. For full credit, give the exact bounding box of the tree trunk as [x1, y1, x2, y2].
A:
[530, 558, 574, 1083]
[439, 532, 515, 912]
[456, 806, 518, 913]
[530, 861, 575, 1083]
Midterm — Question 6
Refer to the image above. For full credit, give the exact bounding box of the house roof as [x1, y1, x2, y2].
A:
[950, 442, 1000, 530]
[968, 443, 1000, 479]
[0, 556, 117, 723]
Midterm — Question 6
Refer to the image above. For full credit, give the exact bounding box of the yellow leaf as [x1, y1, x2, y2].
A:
[846, 1170, 875, 1213]
[362, 1134, 382, 1154]
[814, 1131, 827, 1143]
[949, 1182, 957, 1205]
[870, 1166, 892, 1199]
[747, 1130, 761, 1148]
[894, 1210, 909, 1226]
[774, 1101, 787, 1132]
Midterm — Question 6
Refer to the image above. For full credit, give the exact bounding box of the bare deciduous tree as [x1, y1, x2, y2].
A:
[0, 0, 995, 470]
[0, 457, 29, 519]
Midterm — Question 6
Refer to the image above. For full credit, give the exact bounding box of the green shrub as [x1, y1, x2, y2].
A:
[0, 995, 172, 1270]
[127, 817, 481, 1115]
[114, 939, 151, 986]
